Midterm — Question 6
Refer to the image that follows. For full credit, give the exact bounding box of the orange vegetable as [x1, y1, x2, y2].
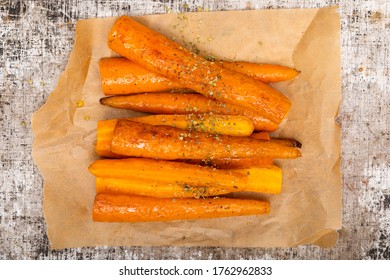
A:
[100, 93, 279, 131]
[99, 57, 299, 95]
[93, 193, 270, 222]
[110, 119, 301, 160]
[96, 115, 253, 157]
[131, 114, 253, 136]
[89, 157, 244, 187]
[184, 157, 274, 169]
[108, 16, 291, 124]
[271, 138, 302, 148]
[96, 119, 123, 158]
[218, 61, 300, 84]
[250, 132, 302, 148]
[99, 57, 187, 95]
[96, 120, 299, 159]
[95, 177, 232, 198]
[89, 158, 282, 197]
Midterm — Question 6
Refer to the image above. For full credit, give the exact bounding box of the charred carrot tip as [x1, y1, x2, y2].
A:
[271, 138, 302, 148]
[100, 98, 106, 104]
[292, 139, 302, 148]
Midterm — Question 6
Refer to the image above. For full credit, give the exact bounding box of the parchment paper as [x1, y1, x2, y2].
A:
[32, 7, 341, 249]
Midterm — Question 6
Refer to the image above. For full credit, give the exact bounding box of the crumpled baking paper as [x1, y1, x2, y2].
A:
[32, 7, 341, 249]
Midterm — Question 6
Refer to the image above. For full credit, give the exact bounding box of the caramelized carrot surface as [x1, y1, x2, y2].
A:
[96, 119, 123, 158]
[99, 57, 300, 95]
[100, 93, 279, 131]
[96, 115, 254, 157]
[99, 57, 187, 95]
[110, 119, 301, 160]
[219, 61, 299, 84]
[271, 138, 303, 148]
[184, 157, 274, 169]
[93, 193, 270, 222]
[108, 16, 291, 123]
[89, 158, 282, 197]
[89, 158, 246, 186]
[96, 119, 299, 160]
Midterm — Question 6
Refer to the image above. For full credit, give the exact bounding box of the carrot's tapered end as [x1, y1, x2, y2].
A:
[292, 139, 302, 148]
[100, 97, 109, 105]
[100, 96, 116, 107]
[291, 68, 301, 78]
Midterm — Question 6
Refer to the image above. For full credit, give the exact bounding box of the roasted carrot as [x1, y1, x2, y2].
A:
[213, 158, 274, 169]
[218, 61, 299, 84]
[250, 132, 270, 141]
[93, 193, 270, 222]
[89, 158, 282, 197]
[184, 157, 274, 169]
[100, 93, 279, 131]
[96, 115, 253, 157]
[96, 177, 233, 198]
[99, 57, 187, 95]
[108, 16, 291, 124]
[96, 120, 299, 159]
[99, 57, 300, 95]
[89, 158, 244, 186]
[96, 119, 123, 158]
[131, 114, 253, 136]
[110, 119, 301, 160]
[250, 132, 302, 147]
[249, 133, 302, 148]
[271, 138, 302, 148]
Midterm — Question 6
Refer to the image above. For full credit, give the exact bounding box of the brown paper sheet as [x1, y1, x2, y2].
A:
[32, 7, 341, 249]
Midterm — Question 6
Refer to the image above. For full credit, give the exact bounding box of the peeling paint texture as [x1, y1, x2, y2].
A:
[0, 0, 389, 259]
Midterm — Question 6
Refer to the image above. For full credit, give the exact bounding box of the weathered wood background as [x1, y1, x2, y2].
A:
[0, 0, 389, 259]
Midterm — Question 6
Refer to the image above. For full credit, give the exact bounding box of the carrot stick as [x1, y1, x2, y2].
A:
[100, 93, 279, 131]
[218, 61, 300, 84]
[99, 57, 187, 95]
[108, 16, 291, 124]
[250, 133, 302, 147]
[96, 115, 254, 157]
[271, 138, 302, 148]
[99, 57, 300, 95]
[249, 133, 302, 148]
[89, 158, 282, 197]
[96, 119, 123, 158]
[96, 120, 298, 159]
[89, 158, 246, 186]
[184, 157, 274, 169]
[131, 114, 254, 136]
[96, 177, 236, 198]
[110, 119, 301, 160]
[93, 193, 270, 222]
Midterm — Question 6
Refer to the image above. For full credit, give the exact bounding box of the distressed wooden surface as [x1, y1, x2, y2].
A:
[0, 0, 389, 259]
